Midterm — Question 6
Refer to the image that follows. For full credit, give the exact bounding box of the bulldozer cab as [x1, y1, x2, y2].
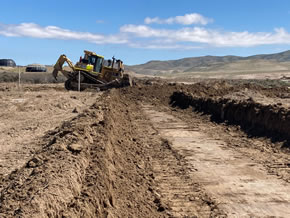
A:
[88, 55, 103, 72]
[80, 50, 104, 73]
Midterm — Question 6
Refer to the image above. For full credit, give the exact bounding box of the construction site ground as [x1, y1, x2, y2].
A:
[0, 80, 289, 217]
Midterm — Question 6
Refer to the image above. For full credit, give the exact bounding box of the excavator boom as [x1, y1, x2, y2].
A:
[52, 54, 75, 80]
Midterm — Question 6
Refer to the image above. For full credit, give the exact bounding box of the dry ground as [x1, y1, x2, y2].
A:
[0, 80, 289, 217]
[0, 83, 99, 177]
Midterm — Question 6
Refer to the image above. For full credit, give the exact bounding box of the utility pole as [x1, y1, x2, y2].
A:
[18, 66, 21, 90]
[78, 71, 81, 92]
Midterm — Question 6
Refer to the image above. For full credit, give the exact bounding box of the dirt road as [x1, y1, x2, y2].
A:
[144, 104, 290, 217]
[0, 81, 289, 217]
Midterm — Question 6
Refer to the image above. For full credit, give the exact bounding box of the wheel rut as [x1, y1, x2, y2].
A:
[143, 104, 290, 218]
[151, 139, 215, 217]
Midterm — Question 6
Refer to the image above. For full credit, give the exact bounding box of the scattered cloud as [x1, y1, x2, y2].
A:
[127, 41, 202, 50]
[121, 24, 290, 47]
[1, 19, 290, 50]
[144, 13, 212, 25]
[0, 22, 127, 44]
[120, 25, 168, 37]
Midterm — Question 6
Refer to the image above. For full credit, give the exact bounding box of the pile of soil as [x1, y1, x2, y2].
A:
[0, 90, 166, 217]
[126, 79, 289, 104]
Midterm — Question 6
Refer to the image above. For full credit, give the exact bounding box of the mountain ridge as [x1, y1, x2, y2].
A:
[126, 50, 290, 77]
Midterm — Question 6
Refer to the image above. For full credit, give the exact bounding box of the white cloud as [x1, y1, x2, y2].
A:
[120, 25, 169, 37]
[121, 24, 290, 47]
[144, 13, 212, 25]
[1, 21, 290, 50]
[0, 22, 127, 44]
[128, 41, 201, 50]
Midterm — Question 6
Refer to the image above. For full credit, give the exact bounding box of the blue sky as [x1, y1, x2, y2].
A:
[1, 0, 290, 65]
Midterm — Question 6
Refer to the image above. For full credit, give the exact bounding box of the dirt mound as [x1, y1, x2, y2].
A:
[124, 79, 289, 105]
[0, 90, 165, 217]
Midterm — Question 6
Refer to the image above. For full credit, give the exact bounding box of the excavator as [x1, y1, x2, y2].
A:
[52, 50, 132, 91]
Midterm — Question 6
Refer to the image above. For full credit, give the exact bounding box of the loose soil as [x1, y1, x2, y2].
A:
[0, 80, 289, 217]
[0, 83, 99, 178]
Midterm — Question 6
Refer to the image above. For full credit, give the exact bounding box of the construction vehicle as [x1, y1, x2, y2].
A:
[52, 50, 132, 91]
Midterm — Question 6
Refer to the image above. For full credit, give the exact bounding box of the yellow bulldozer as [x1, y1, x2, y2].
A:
[52, 50, 132, 91]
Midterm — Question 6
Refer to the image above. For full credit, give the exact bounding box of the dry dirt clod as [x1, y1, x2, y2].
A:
[26, 157, 42, 168]
[67, 143, 83, 153]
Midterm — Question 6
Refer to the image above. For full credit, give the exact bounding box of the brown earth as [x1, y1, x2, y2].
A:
[0, 83, 100, 178]
[0, 80, 289, 217]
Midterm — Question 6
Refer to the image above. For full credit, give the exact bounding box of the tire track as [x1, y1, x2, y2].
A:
[145, 105, 226, 218]
[143, 104, 290, 217]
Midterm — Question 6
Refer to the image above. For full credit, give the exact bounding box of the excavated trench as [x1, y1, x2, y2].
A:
[0, 82, 290, 217]
[170, 91, 290, 146]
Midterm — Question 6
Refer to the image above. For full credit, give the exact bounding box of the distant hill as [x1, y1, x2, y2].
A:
[126, 50, 290, 79]
[248, 50, 290, 62]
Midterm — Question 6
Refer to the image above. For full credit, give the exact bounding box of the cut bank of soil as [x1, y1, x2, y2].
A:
[170, 91, 290, 145]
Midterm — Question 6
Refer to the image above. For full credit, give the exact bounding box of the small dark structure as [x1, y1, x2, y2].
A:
[0, 59, 16, 67]
[26, 64, 47, 72]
